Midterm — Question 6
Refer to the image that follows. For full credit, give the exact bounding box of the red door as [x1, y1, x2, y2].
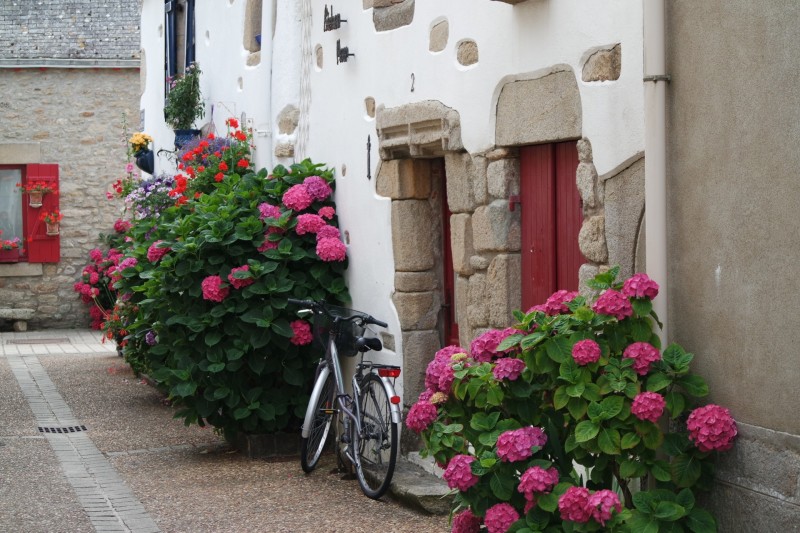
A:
[520, 142, 583, 310]
[436, 159, 459, 346]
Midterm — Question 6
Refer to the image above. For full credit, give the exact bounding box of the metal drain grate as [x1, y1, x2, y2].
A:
[7, 337, 71, 345]
[38, 425, 88, 434]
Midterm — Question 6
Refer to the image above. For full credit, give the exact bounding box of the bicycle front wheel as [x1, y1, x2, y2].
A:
[300, 370, 335, 473]
[353, 373, 398, 499]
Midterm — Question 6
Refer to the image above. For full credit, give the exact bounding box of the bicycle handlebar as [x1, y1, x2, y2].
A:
[287, 298, 388, 329]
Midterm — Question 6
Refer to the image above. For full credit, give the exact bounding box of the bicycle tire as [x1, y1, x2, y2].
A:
[300, 370, 335, 473]
[353, 373, 398, 499]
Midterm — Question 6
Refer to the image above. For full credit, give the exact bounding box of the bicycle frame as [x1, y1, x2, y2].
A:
[300, 326, 401, 440]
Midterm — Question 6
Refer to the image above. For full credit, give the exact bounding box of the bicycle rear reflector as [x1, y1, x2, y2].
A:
[390, 396, 401, 404]
[378, 368, 401, 378]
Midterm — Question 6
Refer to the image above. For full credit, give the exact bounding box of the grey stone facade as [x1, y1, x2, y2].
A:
[0, 68, 140, 329]
[0, 1, 140, 63]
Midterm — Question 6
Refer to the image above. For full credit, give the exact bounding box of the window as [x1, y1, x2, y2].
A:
[165, 0, 196, 87]
[0, 164, 60, 263]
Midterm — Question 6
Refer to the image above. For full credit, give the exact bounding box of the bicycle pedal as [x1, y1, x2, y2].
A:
[321, 409, 337, 415]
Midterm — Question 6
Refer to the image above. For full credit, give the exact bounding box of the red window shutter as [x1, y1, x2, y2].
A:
[554, 142, 583, 291]
[25, 164, 60, 263]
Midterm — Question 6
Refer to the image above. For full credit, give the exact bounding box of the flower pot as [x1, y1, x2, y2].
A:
[134, 149, 155, 175]
[28, 191, 43, 208]
[174, 129, 202, 150]
[46, 222, 59, 236]
[0, 248, 20, 263]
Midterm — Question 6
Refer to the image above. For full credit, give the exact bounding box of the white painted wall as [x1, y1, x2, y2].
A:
[139, 0, 645, 404]
[141, 0, 274, 172]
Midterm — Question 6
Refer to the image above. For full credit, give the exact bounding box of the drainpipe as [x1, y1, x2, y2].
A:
[643, 0, 669, 344]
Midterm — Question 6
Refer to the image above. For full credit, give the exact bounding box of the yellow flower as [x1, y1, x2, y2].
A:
[129, 132, 153, 153]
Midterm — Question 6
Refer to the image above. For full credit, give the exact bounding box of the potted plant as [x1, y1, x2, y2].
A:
[40, 209, 63, 235]
[0, 231, 22, 262]
[17, 181, 57, 207]
[164, 62, 205, 149]
[129, 132, 155, 175]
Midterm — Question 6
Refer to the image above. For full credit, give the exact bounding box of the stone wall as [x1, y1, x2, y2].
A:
[0, 68, 141, 330]
[377, 68, 645, 414]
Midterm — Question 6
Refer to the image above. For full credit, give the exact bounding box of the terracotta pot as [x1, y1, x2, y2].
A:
[28, 191, 43, 208]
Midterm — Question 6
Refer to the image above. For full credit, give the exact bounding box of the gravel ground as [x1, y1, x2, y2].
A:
[10, 350, 451, 532]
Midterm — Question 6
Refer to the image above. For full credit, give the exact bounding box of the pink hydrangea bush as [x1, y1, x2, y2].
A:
[451, 509, 481, 533]
[201, 275, 229, 302]
[412, 268, 737, 532]
[146, 240, 170, 263]
[227, 265, 254, 289]
[289, 320, 313, 346]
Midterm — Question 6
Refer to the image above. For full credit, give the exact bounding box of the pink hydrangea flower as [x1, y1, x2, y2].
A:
[484, 503, 520, 533]
[258, 227, 284, 252]
[470, 328, 516, 363]
[493, 358, 526, 381]
[117, 257, 138, 271]
[425, 347, 466, 394]
[418, 389, 434, 403]
[227, 265, 255, 289]
[295, 213, 327, 235]
[623, 342, 661, 375]
[303, 176, 333, 201]
[89, 248, 103, 262]
[201, 275, 230, 302]
[686, 404, 738, 452]
[406, 400, 438, 433]
[318, 206, 335, 220]
[89, 271, 100, 284]
[587, 489, 622, 526]
[443, 455, 479, 492]
[529, 289, 579, 315]
[289, 319, 313, 346]
[114, 219, 131, 233]
[496, 426, 547, 462]
[622, 273, 659, 300]
[316, 237, 346, 261]
[517, 466, 559, 501]
[631, 392, 666, 423]
[572, 339, 602, 366]
[451, 508, 481, 533]
[147, 241, 171, 263]
[258, 202, 282, 220]
[592, 289, 633, 321]
[315, 225, 340, 241]
[282, 184, 313, 211]
[558, 486, 592, 523]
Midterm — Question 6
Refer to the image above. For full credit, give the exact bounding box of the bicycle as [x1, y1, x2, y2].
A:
[288, 298, 402, 499]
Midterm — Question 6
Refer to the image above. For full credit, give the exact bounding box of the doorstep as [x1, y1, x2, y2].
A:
[389, 454, 453, 515]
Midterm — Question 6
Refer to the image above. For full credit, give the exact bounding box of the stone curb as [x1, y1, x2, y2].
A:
[389, 457, 454, 515]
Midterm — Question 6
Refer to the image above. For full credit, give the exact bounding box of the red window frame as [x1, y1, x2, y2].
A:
[0, 163, 60, 263]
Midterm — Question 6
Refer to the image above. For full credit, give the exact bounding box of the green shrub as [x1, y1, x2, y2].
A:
[411, 268, 736, 533]
[111, 124, 348, 438]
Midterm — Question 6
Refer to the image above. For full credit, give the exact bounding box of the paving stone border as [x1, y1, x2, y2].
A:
[6, 352, 161, 533]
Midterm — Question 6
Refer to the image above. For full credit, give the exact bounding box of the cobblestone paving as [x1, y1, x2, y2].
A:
[0, 330, 450, 533]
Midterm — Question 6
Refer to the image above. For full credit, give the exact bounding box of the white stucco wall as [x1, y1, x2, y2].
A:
[304, 1, 645, 382]
[139, 0, 645, 402]
[140, 0, 274, 172]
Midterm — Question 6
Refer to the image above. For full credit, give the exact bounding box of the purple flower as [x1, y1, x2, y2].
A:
[303, 175, 333, 201]
[145, 330, 158, 346]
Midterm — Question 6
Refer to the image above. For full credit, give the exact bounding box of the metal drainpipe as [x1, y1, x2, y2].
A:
[643, 0, 669, 344]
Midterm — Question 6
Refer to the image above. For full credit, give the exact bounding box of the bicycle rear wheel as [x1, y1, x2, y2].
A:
[353, 373, 398, 499]
[300, 370, 335, 473]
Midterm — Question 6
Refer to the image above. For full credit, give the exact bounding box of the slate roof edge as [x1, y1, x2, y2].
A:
[0, 59, 140, 69]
